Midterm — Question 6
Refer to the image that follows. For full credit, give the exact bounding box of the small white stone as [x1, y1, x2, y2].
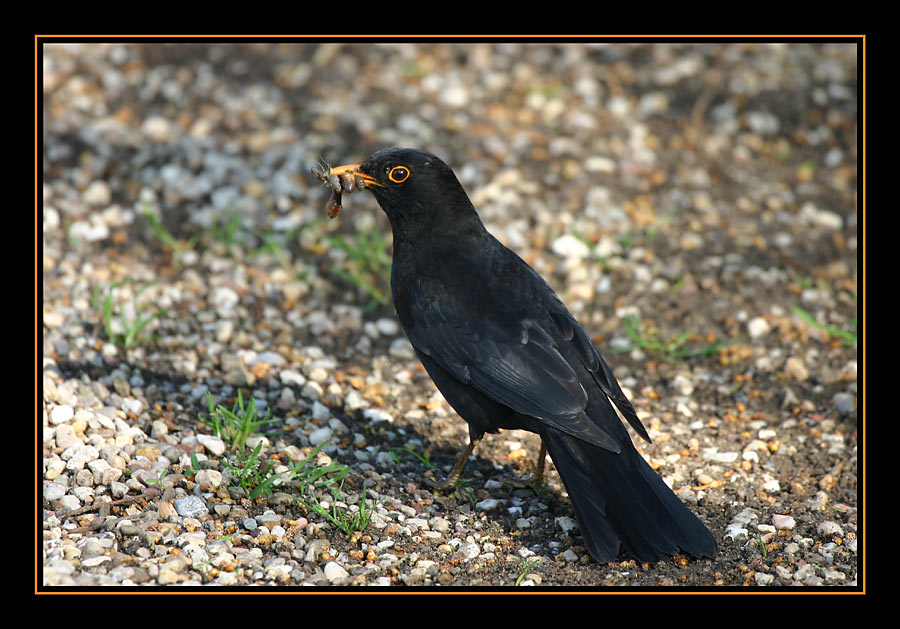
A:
[458, 542, 480, 559]
[724, 525, 748, 541]
[762, 479, 781, 493]
[215, 320, 234, 343]
[173, 495, 208, 518]
[703, 448, 739, 463]
[817, 521, 844, 537]
[195, 469, 223, 488]
[197, 434, 226, 457]
[784, 356, 809, 381]
[44, 311, 65, 328]
[800, 202, 843, 230]
[747, 316, 771, 339]
[142, 116, 174, 142]
[311, 401, 331, 420]
[59, 495, 82, 511]
[439, 84, 469, 108]
[87, 458, 111, 475]
[363, 408, 393, 423]
[308, 427, 333, 447]
[672, 373, 694, 396]
[754, 572, 775, 585]
[279, 369, 306, 387]
[824, 569, 846, 584]
[50, 405, 75, 425]
[772, 514, 796, 530]
[475, 498, 501, 512]
[551, 234, 591, 259]
[44, 483, 67, 501]
[375, 318, 399, 336]
[83, 180, 112, 206]
[44, 459, 66, 480]
[54, 424, 79, 449]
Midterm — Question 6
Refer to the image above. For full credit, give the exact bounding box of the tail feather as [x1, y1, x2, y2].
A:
[540, 427, 717, 563]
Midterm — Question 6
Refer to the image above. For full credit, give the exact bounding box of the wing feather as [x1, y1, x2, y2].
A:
[405, 278, 624, 451]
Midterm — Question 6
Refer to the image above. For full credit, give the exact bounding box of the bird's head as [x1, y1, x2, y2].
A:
[328, 148, 478, 233]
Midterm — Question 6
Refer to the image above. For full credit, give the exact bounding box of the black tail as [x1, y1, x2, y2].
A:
[540, 427, 717, 563]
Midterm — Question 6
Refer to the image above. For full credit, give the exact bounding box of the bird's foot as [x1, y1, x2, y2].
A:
[424, 471, 474, 504]
[497, 473, 549, 496]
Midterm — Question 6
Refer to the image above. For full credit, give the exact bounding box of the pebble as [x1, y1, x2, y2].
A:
[762, 479, 781, 494]
[44, 483, 67, 502]
[833, 392, 856, 415]
[280, 369, 307, 387]
[83, 180, 112, 206]
[551, 234, 591, 259]
[375, 318, 400, 336]
[304, 539, 331, 563]
[173, 496, 208, 518]
[784, 356, 809, 381]
[475, 498, 501, 512]
[754, 572, 775, 585]
[256, 511, 282, 527]
[324, 561, 350, 583]
[50, 405, 75, 424]
[215, 320, 234, 343]
[747, 317, 771, 339]
[457, 542, 480, 560]
[363, 408, 394, 423]
[142, 116, 175, 142]
[430, 517, 451, 533]
[195, 469, 223, 488]
[671, 373, 694, 396]
[817, 521, 844, 537]
[772, 514, 796, 530]
[703, 448, 739, 464]
[197, 434, 226, 457]
[308, 427, 333, 446]
[800, 202, 843, 230]
[54, 424, 79, 449]
[824, 569, 846, 584]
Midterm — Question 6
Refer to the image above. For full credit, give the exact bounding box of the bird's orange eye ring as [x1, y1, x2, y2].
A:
[388, 165, 410, 184]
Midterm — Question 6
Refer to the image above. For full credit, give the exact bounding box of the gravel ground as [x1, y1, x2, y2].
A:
[40, 40, 860, 590]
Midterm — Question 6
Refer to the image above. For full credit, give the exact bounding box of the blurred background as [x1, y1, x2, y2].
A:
[42, 41, 858, 370]
[42, 42, 857, 260]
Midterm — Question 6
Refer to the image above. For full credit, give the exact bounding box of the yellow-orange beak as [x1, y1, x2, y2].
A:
[329, 163, 382, 188]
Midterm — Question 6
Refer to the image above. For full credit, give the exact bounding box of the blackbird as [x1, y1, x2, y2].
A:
[324, 148, 717, 563]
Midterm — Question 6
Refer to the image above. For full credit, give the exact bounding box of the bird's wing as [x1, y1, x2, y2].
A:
[404, 276, 627, 452]
[546, 303, 650, 442]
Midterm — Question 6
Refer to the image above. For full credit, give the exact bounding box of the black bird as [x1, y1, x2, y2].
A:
[325, 148, 717, 563]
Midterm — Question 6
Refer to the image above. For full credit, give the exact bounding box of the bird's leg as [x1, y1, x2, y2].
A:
[533, 441, 548, 485]
[433, 437, 480, 491]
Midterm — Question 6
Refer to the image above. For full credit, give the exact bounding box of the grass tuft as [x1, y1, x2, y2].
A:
[92, 279, 166, 348]
[199, 390, 279, 453]
[791, 305, 857, 346]
[612, 315, 735, 362]
[515, 557, 542, 586]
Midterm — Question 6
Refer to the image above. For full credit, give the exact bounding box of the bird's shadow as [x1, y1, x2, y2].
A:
[49, 354, 574, 556]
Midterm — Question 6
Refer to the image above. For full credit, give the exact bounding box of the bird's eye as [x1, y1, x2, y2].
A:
[388, 166, 410, 184]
